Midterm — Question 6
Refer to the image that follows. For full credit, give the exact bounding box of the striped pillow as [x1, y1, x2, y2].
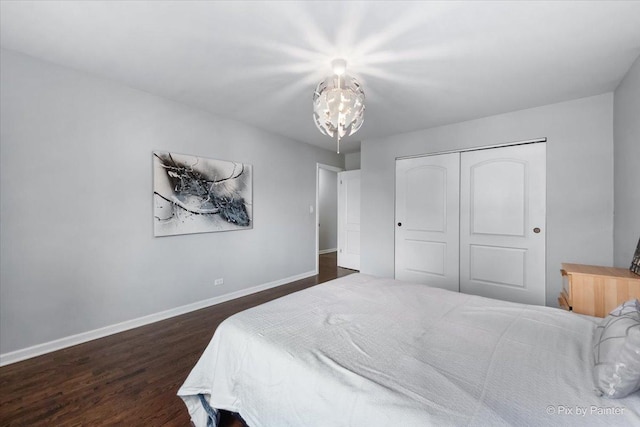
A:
[593, 299, 640, 398]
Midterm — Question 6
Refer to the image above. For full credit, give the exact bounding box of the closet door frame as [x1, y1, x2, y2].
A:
[394, 138, 547, 305]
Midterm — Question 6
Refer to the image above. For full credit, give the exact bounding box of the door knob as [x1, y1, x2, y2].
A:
[533, 227, 541, 233]
[398, 222, 402, 227]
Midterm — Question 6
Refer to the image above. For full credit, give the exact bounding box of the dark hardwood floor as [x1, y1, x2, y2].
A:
[0, 253, 354, 426]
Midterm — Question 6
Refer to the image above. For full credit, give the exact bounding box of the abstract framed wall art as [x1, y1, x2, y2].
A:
[631, 237, 640, 275]
[153, 151, 252, 236]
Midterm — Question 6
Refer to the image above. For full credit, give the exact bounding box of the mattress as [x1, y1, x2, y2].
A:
[178, 274, 640, 426]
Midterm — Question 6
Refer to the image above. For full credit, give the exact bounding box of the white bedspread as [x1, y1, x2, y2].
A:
[178, 274, 640, 426]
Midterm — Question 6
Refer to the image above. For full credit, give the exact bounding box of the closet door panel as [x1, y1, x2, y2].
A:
[471, 161, 526, 236]
[395, 153, 460, 291]
[460, 143, 546, 305]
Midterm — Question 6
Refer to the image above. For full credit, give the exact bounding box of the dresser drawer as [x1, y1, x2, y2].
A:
[560, 263, 640, 317]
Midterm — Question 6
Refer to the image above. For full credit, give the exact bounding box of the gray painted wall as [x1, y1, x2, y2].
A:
[344, 152, 361, 171]
[613, 55, 640, 267]
[360, 94, 615, 307]
[318, 168, 338, 251]
[0, 49, 343, 355]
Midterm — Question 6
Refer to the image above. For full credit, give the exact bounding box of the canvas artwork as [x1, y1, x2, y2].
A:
[153, 151, 252, 236]
[631, 237, 640, 275]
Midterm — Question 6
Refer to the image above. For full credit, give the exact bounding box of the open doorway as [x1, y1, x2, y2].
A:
[316, 163, 342, 274]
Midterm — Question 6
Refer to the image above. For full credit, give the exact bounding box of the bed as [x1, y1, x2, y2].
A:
[178, 274, 640, 426]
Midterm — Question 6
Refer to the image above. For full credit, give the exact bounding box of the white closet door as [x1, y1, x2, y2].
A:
[395, 153, 460, 291]
[338, 170, 361, 270]
[460, 143, 546, 305]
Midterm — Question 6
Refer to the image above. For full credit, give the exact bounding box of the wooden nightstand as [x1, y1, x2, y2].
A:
[559, 263, 640, 317]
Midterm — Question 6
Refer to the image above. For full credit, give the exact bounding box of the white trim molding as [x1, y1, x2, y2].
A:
[0, 270, 316, 367]
[396, 137, 547, 160]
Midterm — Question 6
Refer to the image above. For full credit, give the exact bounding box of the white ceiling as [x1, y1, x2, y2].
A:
[2, 1, 640, 154]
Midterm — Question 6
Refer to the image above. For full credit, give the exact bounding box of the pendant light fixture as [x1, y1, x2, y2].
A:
[312, 59, 365, 153]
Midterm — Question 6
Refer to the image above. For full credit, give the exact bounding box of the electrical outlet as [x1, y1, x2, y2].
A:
[214, 278, 224, 286]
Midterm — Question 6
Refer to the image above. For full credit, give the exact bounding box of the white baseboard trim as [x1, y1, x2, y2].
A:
[0, 270, 316, 367]
[318, 248, 337, 255]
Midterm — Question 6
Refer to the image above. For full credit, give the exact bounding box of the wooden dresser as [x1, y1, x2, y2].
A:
[559, 263, 640, 317]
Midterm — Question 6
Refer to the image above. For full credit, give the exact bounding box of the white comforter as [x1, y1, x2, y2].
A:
[178, 274, 640, 426]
